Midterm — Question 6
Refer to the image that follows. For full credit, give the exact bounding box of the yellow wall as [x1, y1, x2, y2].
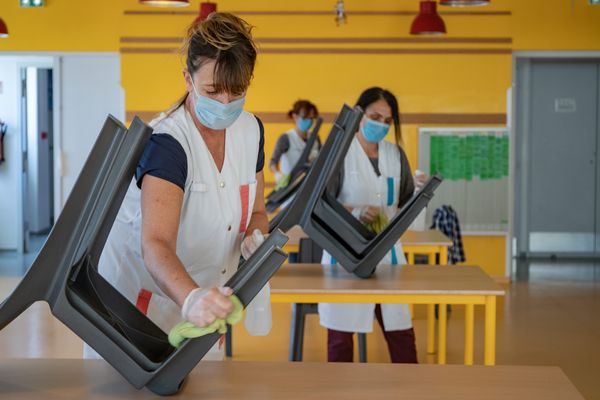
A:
[2, 0, 599, 277]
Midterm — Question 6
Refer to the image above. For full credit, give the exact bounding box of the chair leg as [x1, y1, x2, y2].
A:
[358, 333, 367, 363]
[295, 304, 307, 361]
[289, 304, 303, 361]
[225, 326, 232, 358]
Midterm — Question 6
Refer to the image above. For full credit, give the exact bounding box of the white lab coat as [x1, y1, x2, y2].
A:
[84, 106, 270, 360]
[319, 138, 412, 333]
[279, 128, 319, 176]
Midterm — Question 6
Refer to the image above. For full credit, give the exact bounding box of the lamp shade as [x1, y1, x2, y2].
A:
[440, 0, 490, 6]
[0, 18, 8, 38]
[196, 2, 217, 23]
[139, 0, 189, 7]
[410, 1, 446, 35]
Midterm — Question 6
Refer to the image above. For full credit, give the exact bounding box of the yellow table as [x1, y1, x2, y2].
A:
[270, 264, 505, 366]
[283, 226, 453, 356]
[0, 359, 585, 399]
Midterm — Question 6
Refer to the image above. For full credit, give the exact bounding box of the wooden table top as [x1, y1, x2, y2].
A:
[284, 225, 452, 247]
[270, 264, 505, 296]
[0, 359, 583, 399]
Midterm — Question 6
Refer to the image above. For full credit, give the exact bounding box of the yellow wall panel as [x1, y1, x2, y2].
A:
[460, 235, 507, 278]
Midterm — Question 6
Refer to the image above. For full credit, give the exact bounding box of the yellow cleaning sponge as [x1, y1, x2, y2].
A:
[168, 295, 244, 348]
[364, 212, 389, 234]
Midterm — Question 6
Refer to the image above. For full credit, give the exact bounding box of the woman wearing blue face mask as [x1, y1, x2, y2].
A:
[319, 87, 418, 363]
[269, 100, 320, 184]
[84, 13, 271, 360]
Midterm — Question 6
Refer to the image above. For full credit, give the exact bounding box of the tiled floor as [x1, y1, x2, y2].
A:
[0, 254, 598, 399]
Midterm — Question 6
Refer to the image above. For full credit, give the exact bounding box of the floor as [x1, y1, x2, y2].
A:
[0, 249, 598, 399]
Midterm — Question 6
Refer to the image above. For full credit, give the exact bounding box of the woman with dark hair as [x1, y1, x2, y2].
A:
[84, 13, 270, 359]
[269, 99, 320, 184]
[319, 87, 418, 364]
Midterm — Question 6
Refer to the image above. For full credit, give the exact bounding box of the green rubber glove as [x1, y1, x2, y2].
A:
[168, 295, 244, 348]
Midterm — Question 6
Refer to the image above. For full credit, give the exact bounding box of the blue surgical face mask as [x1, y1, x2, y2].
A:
[296, 117, 313, 132]
[191, 80, 245, 130]
[361, 118, 390, 143]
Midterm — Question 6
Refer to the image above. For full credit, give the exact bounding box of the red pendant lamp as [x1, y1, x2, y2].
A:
[440, 0, 490, 6]
[410, 1, 446, 35]
[139, 0, 190, 7]
[0, 18, 8, 38]
[196, 2, 217, 23]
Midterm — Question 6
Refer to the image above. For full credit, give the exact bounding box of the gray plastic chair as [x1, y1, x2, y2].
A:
[269, 104, 443, 278]
[265, 117, 323, 213]
[0, 115, 289, 395]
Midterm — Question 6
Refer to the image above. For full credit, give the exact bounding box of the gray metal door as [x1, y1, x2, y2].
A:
[596, 65, 600, 255]
[524, 60, 598, 256]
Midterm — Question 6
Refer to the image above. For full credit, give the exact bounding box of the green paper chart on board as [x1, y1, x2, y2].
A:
[418, 128, 509, 233]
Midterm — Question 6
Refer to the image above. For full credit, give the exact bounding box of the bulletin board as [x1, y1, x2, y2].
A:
[418, 127, 509, 233]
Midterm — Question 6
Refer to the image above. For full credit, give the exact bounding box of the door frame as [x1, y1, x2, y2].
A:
[15, 58, 55, 253]
[510, 51, 600, 267]
[4, 51, 122, 253]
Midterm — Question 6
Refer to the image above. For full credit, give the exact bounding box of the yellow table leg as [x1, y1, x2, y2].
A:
[437, 303, 447, 364]
[427, 303, 435, 354]
[464, 304, 474, 365]
[407, 252, 415, 265]
[439, 246, 448, 265]
[426, 251, 440, 355]
[484, 296, 497, 366]
[427, 253, 435, 265]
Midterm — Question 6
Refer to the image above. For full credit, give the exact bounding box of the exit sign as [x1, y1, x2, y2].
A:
[20, 0, 45, 7]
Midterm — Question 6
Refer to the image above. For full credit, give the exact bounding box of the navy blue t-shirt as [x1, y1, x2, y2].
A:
[136, 116, 265, 190]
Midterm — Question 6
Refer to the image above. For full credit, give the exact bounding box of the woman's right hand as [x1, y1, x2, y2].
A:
[181, 287, 234, 327]
[359, 206, 381, 224]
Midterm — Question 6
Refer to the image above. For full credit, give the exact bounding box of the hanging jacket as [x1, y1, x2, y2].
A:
[430, 205, 466, 264]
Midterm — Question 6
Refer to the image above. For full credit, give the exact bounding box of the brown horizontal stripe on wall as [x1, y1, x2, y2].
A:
[121, 47, 177, 54]
[120, 47, 512, 55]
[121, 37, 183, 43]
[126, 111, 506, 125]
[120, 36, 513, 45]
[259, 48, 512, 55]
[124, 10, 511, 17]
[402, 113, 506, 124]
[257, 37, 513, 44]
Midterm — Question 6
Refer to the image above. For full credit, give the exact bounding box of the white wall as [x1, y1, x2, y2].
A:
[0, 53, 124, 251]
[58, 54, 125, 208]
[0, 58, 21, 250]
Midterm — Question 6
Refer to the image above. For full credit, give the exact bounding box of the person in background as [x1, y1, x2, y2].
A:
[84, 12, 271, 360]
[269, 100, 320, 185]
[319, 87, 418, 363]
